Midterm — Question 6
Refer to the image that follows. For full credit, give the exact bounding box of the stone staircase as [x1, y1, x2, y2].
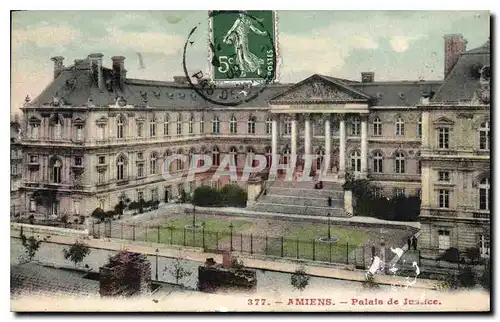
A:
[249, 180, 350, 217]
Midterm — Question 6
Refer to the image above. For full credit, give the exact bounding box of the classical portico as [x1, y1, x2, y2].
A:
[268, 74, 371, 180]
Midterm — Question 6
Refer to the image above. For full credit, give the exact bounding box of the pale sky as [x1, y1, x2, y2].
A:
[11, 10, 490, 115]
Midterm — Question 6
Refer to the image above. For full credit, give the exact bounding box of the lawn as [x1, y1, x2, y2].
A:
[140, 218, 254, 249]
[267, 223, 368, 263]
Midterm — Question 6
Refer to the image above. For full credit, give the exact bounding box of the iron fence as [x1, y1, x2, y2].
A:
[90, 220, 368, 268]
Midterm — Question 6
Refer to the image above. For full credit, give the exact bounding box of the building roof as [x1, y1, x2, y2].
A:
[11, 263, 99, 297]
[31, 55, 446, 109]
[432, 39, 490, 103]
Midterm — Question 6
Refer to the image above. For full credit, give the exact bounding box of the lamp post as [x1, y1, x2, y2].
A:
[192, 205, 196, 227]
[155, 248, 159, 281]
[327, 212, 331, 240]
[229, 222, 234, 251]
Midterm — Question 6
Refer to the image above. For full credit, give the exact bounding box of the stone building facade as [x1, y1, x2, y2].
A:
[16, 34, 490, 259]
[418, 37, 490, 259]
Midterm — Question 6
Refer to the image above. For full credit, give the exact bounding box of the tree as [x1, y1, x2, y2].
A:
[165, 258, 192, 287]
[290, 265, 310, 291]
[114, 200, 126, 217]
[362, 273, 380, 289]
[63, 241, 91, 266]
[465, 247, 481, 264]
[91, 207, 106, 222]
[20, 234, 42, 263]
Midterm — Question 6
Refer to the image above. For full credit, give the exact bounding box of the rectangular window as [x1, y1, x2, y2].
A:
[438, 189, 450, 208]
[438, 171, 450, 182]
[98, 171, 105, 183]
[438, 229, 451, 250]
[29, 169, 37, 182]
[480, 131, 490, 150]
[73, 200, 80, 215]
[98, 156, 105, 164]
[97, 125, 105, 140]
[137, 190, 144, 201]
[418, 122, 422, 137]
[373, 158, 383, 173]
[438, 128, 450, 149]
[164, 122, 169, 136]
[75, 157, 82, 166]
[137, 122, 143, 137]
[29, 155, 38, 163]
[189, 121, 193, 134]
[30, 124, 39, 139]
[11, 164, 16, 175]
[177, 122, 182, 136]
[137, 152, 143, 160]
[151, 188, 158, 201]
[137, 163, 144, 178]
[373, 187, 383, 199]
[30, 199, 36, 212]
[150, 122, 156, 137]
[394, 188, 405, 197]
[373, 123, 382, 136]
[396, 123, 405, 136]
[478, 234, 490, 258]
[200, 120, 204, 134]
[479, 188, 489, 210]
[76, 125, 83, 141]
[99, 199, 105, 209]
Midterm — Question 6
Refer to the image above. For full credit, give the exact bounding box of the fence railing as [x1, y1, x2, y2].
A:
[90, 221, 368, 268]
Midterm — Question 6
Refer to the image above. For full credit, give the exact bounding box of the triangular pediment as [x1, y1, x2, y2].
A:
[269, 74, 371, 104]
[433, 116, 455, 126]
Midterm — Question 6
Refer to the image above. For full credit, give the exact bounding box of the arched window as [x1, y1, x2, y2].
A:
[117, 116, 124, 139]
[350, 150, 361, 172]
[230, 147, 238, 167]
[351, 117, 360, 136]
[316, 149, 325, 170]
[150, 153, 157, 175]
[373, 116, 382, 136]
[265, 116, 273, 135]
[164, 114, 170, 136]
[117, 155, 126, 180]
[247, 116, 256, 134]
[52, 159, 62, 183]
[189, 114, 194, 134]
[373, 151, 383, 173]
[176, 113, 182, 136]
[265, 147, 272, 168]
[212, 147, 220, 166]
[212, 116, 220, 134]
[395, 117, 405, 136]
[479, 177, 490, 210]
[394, 152, 406, 174]
[479, 121, 490, 150]
[230, 115, 237, 134]
[417, 117, 422, 137]
[283, 118, 291, 135]
[283, 147, 291, 166]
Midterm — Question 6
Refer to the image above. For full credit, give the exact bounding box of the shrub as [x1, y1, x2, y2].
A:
[91, 208, 106, 222]
[114, 201, 126, 216]
[457, 266, 476, 288]
[439, 248, 461, 263]
[465, 247, 481, 264]
[60, 214, 69, 224]
[291, 265, 310, 291]
[179, 190, 190, 203]
[220, 184, 247, 207]
[480, 261, 491, 292]
[105, 210, 116, 220]
[63, 241, 91, 266]
[128, 201, 139, 210]
[192, 185, 221, 207]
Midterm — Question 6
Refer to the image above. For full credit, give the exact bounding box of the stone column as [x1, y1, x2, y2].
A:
[291, 114, 298, 163]
[324, 115, 331, 174]
[304, 114, 311, 156]
[339, 115, 346, 177]
[361, 115, 368, 177]
[271, 115, 278, 169]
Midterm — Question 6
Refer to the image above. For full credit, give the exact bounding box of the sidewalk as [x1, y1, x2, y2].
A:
[182, 204, 421, 230]
[12, 232, 438, 290]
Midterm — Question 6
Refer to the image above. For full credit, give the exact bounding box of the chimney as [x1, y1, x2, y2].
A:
[112, 56, 127, 91]
[361, 72, 375, 83]
[50, 56, 65, 79]
[88, 53, 104, 90]
[173, 76, 188, 84]
[444, 34, 467, 78]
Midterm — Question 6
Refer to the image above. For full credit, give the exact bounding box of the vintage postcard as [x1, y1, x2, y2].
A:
[10, 10, 491, 313]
